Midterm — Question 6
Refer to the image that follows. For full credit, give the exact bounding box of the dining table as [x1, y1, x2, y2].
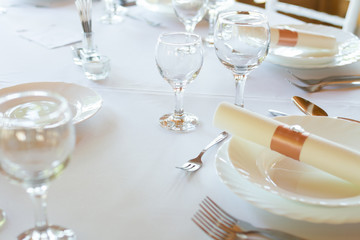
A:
[0, 0, 360, 239]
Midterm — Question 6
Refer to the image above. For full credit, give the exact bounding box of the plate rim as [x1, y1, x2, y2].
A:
[0, 82, 103, 124]
[267, 23, 360, 69]
[215, 140, 360, 224]
[215, 115, 360, 223]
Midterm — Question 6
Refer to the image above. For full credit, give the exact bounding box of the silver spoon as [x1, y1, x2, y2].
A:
[292, 96, 360, 123]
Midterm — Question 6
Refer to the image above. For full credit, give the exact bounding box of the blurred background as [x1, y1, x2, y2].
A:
[240, 1, 351, 25]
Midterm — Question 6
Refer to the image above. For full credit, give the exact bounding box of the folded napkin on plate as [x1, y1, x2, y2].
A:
[213, 102, 360, 186]
[270, 26, 338, 53]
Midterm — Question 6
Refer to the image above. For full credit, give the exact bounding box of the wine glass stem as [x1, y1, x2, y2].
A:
[207, 8, 216, 40]
[174, 87, 185, 117]
[105, 0, 117, 15]
[185, 23, 196, 33]
[234, 74, 247, 108]
[27, 185, 49, 231]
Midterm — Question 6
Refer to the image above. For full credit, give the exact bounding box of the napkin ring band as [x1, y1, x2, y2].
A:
[278, 29, 298, 47]
[270, 125, 309, 160]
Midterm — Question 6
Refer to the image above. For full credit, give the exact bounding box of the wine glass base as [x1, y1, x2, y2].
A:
[99, 15, 124, 24]
[0, 210, 6, 227]
[159, 112, 199, 132]
[18, 225, 76, 240]
[204, 36, 214, 47]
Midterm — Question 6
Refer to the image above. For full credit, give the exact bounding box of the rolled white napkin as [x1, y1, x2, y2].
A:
[213, 102, 360, 186]
[270, 26, 338, 53]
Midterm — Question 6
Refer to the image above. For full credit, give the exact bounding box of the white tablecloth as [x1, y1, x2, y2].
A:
[0, 1, 360, 239]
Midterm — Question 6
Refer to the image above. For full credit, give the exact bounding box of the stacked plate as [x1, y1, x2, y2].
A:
[215, 115, 360, 224]
[267, 24, 360, 69]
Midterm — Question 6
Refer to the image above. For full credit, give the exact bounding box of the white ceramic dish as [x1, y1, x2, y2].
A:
[228, 116, 360, 207]
[267, 24, 360, 69]
[137, 0, 174, 15]
[0, 82, 102, 124]
[215, 116, 360, 224]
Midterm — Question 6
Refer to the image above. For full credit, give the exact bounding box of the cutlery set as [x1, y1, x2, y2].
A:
[292, 96, 360, 123]
[181, 72, 359, 240]
[287, 72, 360, 92]
[269, 96, 360, 124]
[186, 96, 357, 239]
[193, 197, 305, 240]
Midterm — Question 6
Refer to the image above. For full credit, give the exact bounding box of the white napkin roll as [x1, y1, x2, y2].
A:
[213, 102, 360, 186]
[270, 27, 338, 51]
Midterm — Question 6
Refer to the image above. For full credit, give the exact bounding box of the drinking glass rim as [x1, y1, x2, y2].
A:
[218, 10, 268, 25]
[158, 32, 202, 46]
[0, 90, 71, 128]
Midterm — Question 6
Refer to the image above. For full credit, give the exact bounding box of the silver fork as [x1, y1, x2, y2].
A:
[287, 78, 360, 92]
[192, 200, 270, 240]
[193, 214, 267, 240]
[193, 197, 305, 240]
[176, 131, 229, 172]
[288, 71, 360, 85]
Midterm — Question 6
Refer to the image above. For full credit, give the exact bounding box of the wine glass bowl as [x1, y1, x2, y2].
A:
[204, 0, 233, 47]
[172, 0, 208, 33]
[214, 11, 270, 107]
[155, 32, 204, 132]
[0, 91, 76, 240]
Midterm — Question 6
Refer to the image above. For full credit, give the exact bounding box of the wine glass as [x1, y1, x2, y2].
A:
[100, 0, 126, 24]
[155, 32, 203, 132]
[0, 91, 76, 240]
[204, 0, 233, 47]
[0, 7, 6, 14]
[172, 0, 208, 33]
[214, 10, 270, 107]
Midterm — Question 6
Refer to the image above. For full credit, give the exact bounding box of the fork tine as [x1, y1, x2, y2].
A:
[200, 202, 234, 229]
[177, 164, 193, 170]
[187, 165, 200, 171]
[287, 71, 324, 85]
[192, 213, 227, 240]
[177, 163, 200, 171]
[198, 208, 237, 233]
[287, 79, 320, 92]
[176, 163, 190, 169]
[176, 163, 193, 170]
[203, 197, 237, 224]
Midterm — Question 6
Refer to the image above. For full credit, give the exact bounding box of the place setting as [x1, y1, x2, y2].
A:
[265, 22, 360, 94]
[213, 102, 360, 223]
[2, 0, 360, 239]
[266, 23, 360, 69]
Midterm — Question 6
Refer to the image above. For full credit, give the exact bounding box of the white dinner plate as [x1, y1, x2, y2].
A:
[228, 116, 360, 207]
[0, 82, 102, 124]
[267, 24, 360, 69]
[137, 0, 174, 15]
[215, 116, 360, 224]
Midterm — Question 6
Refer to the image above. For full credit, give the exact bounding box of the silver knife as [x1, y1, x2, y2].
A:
[235, 219, 306, 240]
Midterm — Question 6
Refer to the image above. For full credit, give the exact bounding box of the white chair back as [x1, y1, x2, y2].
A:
[265, 0, 360, 33]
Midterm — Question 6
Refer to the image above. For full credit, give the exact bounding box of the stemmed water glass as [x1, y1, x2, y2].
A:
[172, 0, 208, 33]
[100, 0, 126, 24]
[204, 0, 233, 47]
[155, 32, 204, 132]
[0, 91, 76, 240]
[214, 11, 270, 107]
